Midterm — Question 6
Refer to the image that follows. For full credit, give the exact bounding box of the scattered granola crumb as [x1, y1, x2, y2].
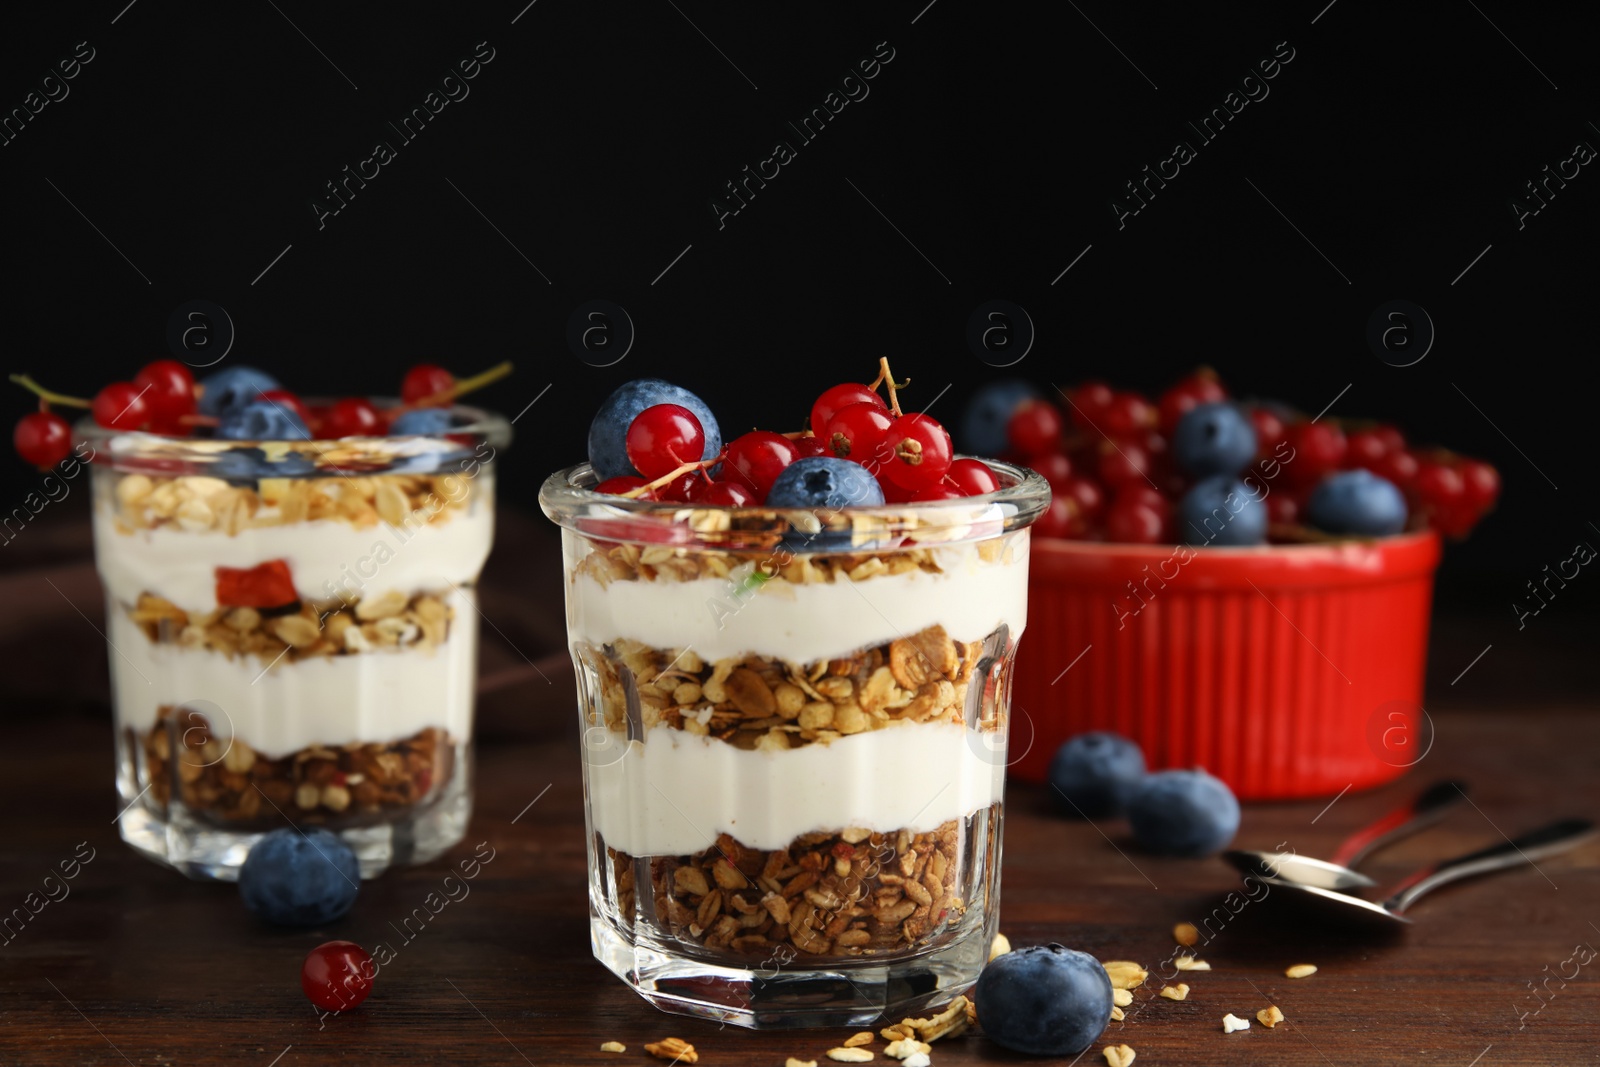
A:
[903, 996, 970, 1042]
[1113, 988, 1133, 1007]
[1173, 922, 1200, 946]
[880, 1025, 912, 1043]
[1258, 1005, 1285, 1028]
[1160, 983, 1190, 1001]
[989, 932, 1013, 960]
[599, 1041, 626, 1053]
[1285, 964, 1318, 979]
[645, 1037, 698, 1063]
[787, 1059, 819, 1067]
[826, 1048, 874, 1063]
[883, 1038, 932, 1060]
[1101, 960, 1148, 989]
[1110, 1005, 1125, 1021]
[1222, 1013, 1251, 1034]
[1103, 1043, 1137, 1067]
[1174, 956, 1211, 971]
[844, 1032, 875, 1048]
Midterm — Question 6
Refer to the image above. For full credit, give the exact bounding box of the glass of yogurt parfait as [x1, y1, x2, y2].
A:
[81, 403, 509, 879]
[541, 457, 1048, 1028]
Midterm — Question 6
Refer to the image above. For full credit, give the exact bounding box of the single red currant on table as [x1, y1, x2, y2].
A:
[625, 404, 706, 480]
[14, 411, 73, 468]
[401, 363, 455, 406]
[880, 414, 953, 490]
[302, 940, 375, 1013]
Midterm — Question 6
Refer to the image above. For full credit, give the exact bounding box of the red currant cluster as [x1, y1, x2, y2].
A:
[9, 359, 510, 470]
[596, 358, 999, 505]
[1004, 369, 1500, 543]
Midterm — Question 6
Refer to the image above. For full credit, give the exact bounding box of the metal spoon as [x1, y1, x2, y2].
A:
[1258, 817, 1596, 924]
[1224, 780, 1469, 891]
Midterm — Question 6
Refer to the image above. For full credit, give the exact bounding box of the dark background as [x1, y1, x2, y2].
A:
[3, 0, 1594, 694]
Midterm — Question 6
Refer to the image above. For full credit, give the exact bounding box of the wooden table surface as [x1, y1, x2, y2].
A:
[4, 511, 1598, 1066]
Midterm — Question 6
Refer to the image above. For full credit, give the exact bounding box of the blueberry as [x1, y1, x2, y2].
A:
[766, 457, 885, 509]
[1173, 402, 1257, 478]
[270, 451, 317, 476]
[238, 827, 360, 926]
[1048, 732, 1147, 818]
[1179, 475, 1267, 547]
[1126, 768, 1240, 857]
[390, 408, 455, 435]
[960, 379, 1040, 457]
[212, 447, 271, 482]
[588, 379, 721, 480]
[217, 399, 310, 441]
[1307, 469, 1408, 536]
[197, 366, 279, 417]
[975, 943, 1114, 1055]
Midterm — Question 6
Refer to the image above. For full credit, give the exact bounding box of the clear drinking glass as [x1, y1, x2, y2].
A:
[79, 403, 510, 879]
[541, 460, 1048, 1028]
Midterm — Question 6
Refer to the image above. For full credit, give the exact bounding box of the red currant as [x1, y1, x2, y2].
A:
[1267, 490, 1300, 526]
[626, 404, 705, 480]
[1097, 438, 1154, 488]
[1373, 448, 1420, 491]
[1033, 497, 1076, 539]
[92, 382, 152, 431]
[689, 478, 757, 506]
[1157, 369, 1227, 435]
[1105, 494, 1168, 544]
[653, 471, 700, 501]
[1006, 400, 1063, 456]
[302, 940, 375, 1013]
[1459, 459, 1500, 512]
[877, 475, 920, 503]
[1101, 392, 1158, 438]
[321, 398, 382, 438]
[1247, 407, 1288, 458]
[595, 475, 653, 498]
[402, 363, 454, 406]
[945, 458, 1000, 496]
[880, 414, 953, 489]
[258, 389, 310, 427]
[793, 434, 829, 458]
[1283, 422, 1347, 486]
[1117, 484, 1167, 511]
[910, 482, 964, 501]
[1067, 380, 1115, 431]
[1056, 476, 1106, 531]
[825, 402, 895, 466]
[134, 359, 196, 420]
[1029, 452, 1073, 489]
[1346, 428, 1390, 469]
[14, 411, 73, 467]
[1373, 425, 1407, 453]
[810, 383, 886, 436]
[724, 431, 799, 500]
[1414, 460, 1465, 512]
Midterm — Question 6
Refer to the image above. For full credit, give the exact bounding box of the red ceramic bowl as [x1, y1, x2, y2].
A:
[1011, 530, 1441, 800]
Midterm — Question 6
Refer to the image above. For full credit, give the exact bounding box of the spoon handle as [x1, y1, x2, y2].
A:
[1383, 818, 1597, 914]
[1329, 780, 1470, 870]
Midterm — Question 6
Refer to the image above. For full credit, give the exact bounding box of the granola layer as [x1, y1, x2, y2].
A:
[138, 706, 453, 826]
[604, 810, 1000, 959]
[125, 589, 455, 663]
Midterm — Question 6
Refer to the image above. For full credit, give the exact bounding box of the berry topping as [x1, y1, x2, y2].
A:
[724, 430, 799, 499]
[823, 401, 894, 464]
[389, 408, 455, 435]
[1173, 402, 1256, 478]
[401, 363, 455, 406]
[880, 413, 953, 489]
[321, 397, 383, 438]
[625, 404, 706, 480]
[595, 475, 654, 498]
[216, 399, 310, 441]
[1180, 476, 1268, 546]
[1048, 732, 1147, 818]
[959, 378, 1039, 457]
[91, 381, 152, 431]
[1125, 768, 1240, 856]
[975, 943, 1114, 1056]
[14, 411, 72, 468]
[239, 828, 360, 926]
[945, 457, 1000, 496]
[134, 359, 196, 421]
[766, 456, 886, 509]
[809, 382, 887, 437]
[688, 478, 757, 506]
[257, 389, 310, 427]
[1307, 470, 1408, 536]
[302, 940, 375, 1014]
[197, 366, 279, 417]
[589, 378, 722, 480]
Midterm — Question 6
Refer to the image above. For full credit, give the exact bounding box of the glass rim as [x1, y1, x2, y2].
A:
[539, 457, 1050, 550]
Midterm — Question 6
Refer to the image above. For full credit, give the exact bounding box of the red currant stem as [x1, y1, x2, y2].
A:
[402, 360, 514, 411]
[621, 452, 726, 499]
[179, 413, 220, 427]
[9, 374, 91, 409]
[871, 357, 910, 417]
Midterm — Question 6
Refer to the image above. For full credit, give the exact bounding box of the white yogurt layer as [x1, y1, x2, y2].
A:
[106, 592, 479, 758]
[93, 507, 494, 613]
[567, 540, 1028, 664]
[586, 721, 1006, 856]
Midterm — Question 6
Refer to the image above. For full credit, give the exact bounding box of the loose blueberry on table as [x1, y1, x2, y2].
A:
[975, 943, 1115, 1055]
[1048, 731, 1148, 819]
[238, 827, 361, 926]
[1125, 768, 1241, 857]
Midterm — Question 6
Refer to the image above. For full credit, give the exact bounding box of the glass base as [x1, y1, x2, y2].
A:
[590, 910, 993, 1029]
[115, 772, 472, 881]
